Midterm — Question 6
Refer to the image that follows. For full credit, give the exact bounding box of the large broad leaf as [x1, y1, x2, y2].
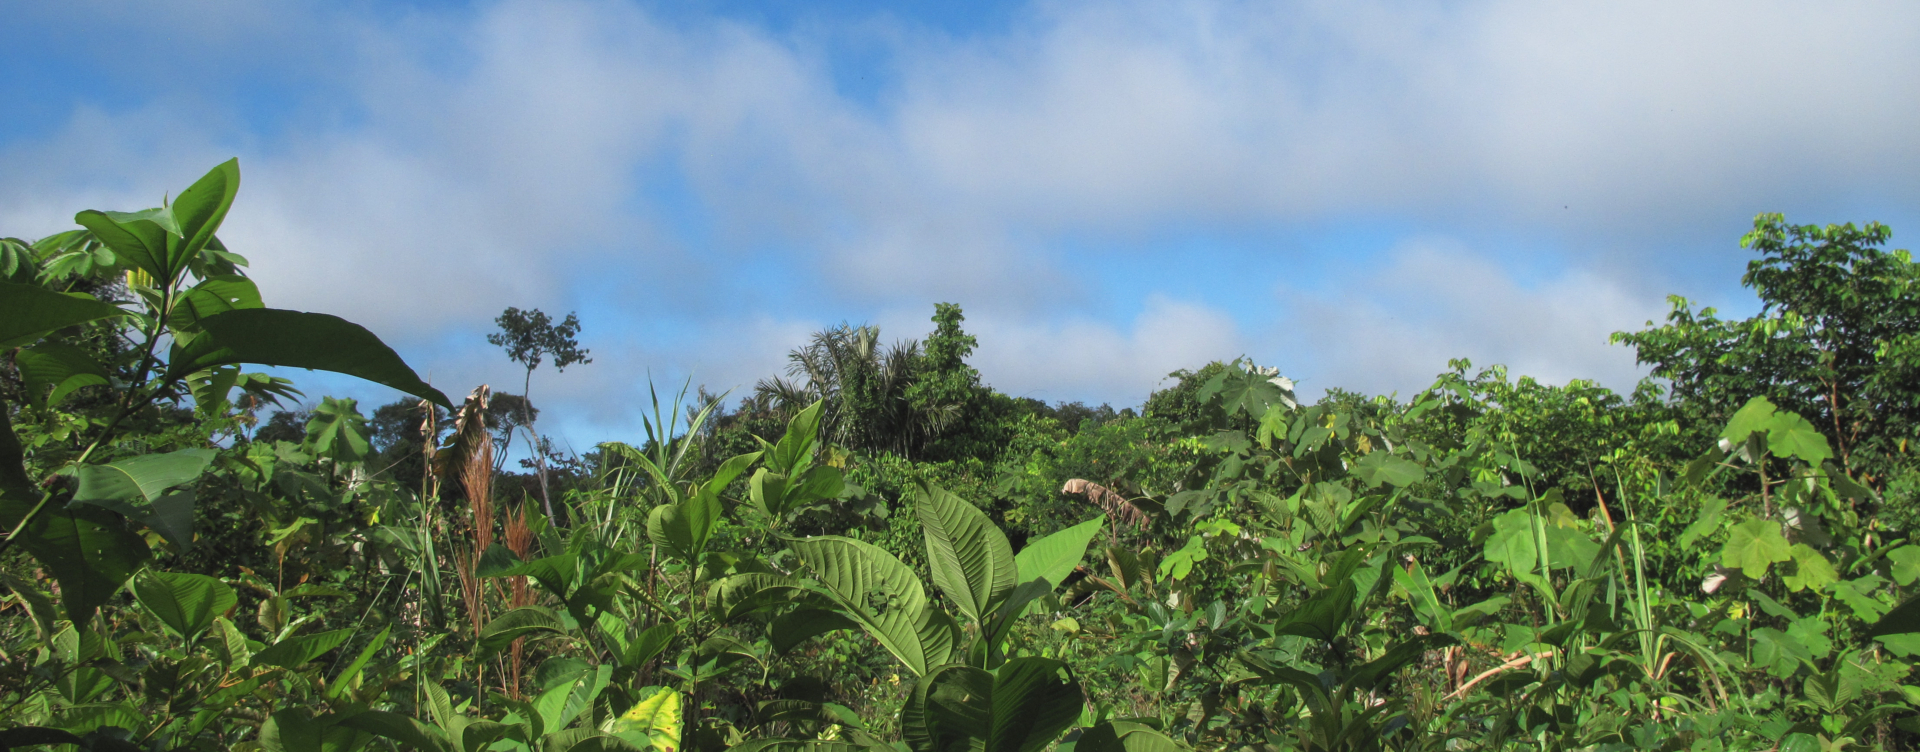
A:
[907, 658, 1083, 752]
[1350, 451, 1425, 488]
[1720, 396, 1779, 443]
[792, 535, 944, 676]
[0, 281, 124, 349]
[478, 606, 567, 656]
[1766, 410, 1832, 466]
[11, 504, 150, 629]
[648, 489, 722, 564]
[915, 483, 1017, 626]
[986, 657, 1085, 752]
[72, 160, 239, 286]
[770, 608, 859, 654]
[169, 274, 262, 332]
[1073, 722, 1184, 752]
[253, 628, 356, 670]
[165, 159, 242, 275]
[131, 569, 236, 644]
[603, 686, 682, 752]
[1721, 519, 1792, 579]
[1481, 509, 1538, 578]
[770, 401, 823, 475]
[1271, 579, 1357, 643]
[167, 308, 451, 408]
[72, 448, 217, 510]
[336, 711, 443, 752]
[14, 341, 109, 408]
[1867, 594, 1920, 639]
[1014, 516, 1105, 591]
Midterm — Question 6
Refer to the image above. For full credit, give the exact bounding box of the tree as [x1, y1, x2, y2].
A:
[753, 323, 922, 455]
[486, 307, 590, 521]
[1614, 214, 1920, 483]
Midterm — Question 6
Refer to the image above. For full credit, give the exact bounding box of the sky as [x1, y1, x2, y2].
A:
[4, 0, 1918, 454]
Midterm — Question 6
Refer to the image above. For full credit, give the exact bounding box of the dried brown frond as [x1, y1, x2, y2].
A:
[1062, 478, 1150, 529]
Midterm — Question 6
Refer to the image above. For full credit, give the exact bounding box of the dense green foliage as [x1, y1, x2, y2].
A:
[7, 163, 1920, 751]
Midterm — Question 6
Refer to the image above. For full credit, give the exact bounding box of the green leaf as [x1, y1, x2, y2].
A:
[253, 628, 356, 670]
[1350, 451, 1425, 488]
[169, 274, 263, 332]
[335, 711, 443, 752]
[1481, 509, 1538, 578]
[0, 281, 124, 349]
[305, 397, 371, 464]
[906, 658, 1084, 752]
[1781, 544, 1837, 593]
[1272, 579, 1357, 643]
[166, 308, 451, 409]
[915, 483, 1017, 627]
[1721, 519, 1792, 579]
[1678, 496, 1729, 550]
[1887, 546, 1920, 586]
[478, 606, 567, 656]
[166, 159, 242, 275]
[71, 210, 172, 285]
[986, 657, 1084, 752]
[791, 535, 944, 676]
[131, 569, 236, 644]
[14, 341, 109, 408]
[1766, 410, 1832, 466]
[72, 448, 217, 508]
[1073, 722, 1184, 752]
[769, 608, 858, 655]
[9, 503, 150, 629]
[1865, 594, 1920, 640]
[771, 401, 823, 474]
[1013, 515, 1105, 591]
[1156, 536, 1207, 582]
[326, 625, 393, 701]
[621, 621, 680, 668]
[1720, 396, 1779, 443]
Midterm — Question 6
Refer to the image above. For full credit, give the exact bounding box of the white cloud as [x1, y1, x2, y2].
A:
[966, 295, 1244, 405]
[1274, 239, 1668, 397]
[3, 0, 1915, 442]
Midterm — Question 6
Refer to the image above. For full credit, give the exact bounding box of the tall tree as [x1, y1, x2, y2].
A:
[487, 307, 591, 520]
[1614, 213, 1920, 483]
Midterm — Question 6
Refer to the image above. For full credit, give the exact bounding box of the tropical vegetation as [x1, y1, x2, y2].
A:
[5, 161, 1920, 750]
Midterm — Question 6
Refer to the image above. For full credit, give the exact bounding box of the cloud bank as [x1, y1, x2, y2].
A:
[2, 0, 1915, 440]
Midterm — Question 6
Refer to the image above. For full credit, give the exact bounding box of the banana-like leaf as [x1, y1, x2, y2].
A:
[167, 308, 451, 408]
[0, 281, 124, 349]
[1014, 515, 1105, 590]
[131, 569, 236, 645]
[916, 483, 1017, 627]
[792, 535, 946, 676]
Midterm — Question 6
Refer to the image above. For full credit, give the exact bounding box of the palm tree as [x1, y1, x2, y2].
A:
[753, 324, 925, 456]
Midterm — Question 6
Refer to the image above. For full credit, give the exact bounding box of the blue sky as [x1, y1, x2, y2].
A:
[5, 0, 1919, 454]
